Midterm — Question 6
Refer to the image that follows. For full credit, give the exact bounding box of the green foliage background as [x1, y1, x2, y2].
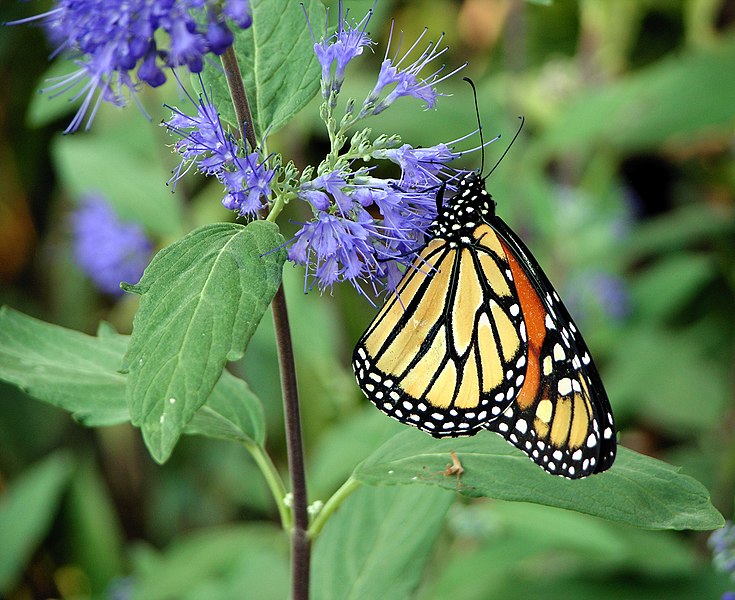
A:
[1, 0, 734, 598]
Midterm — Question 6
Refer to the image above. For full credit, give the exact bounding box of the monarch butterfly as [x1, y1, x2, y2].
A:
[352, 139, 616, 479]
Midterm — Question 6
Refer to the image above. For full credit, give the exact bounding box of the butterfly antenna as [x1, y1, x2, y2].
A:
[463, 77, 485, 174]
[485, 115, 524, 181]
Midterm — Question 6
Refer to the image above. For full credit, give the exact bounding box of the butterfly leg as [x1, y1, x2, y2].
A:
[435, 181, 447, 214]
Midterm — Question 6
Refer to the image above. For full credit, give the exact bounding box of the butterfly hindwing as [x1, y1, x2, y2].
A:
[483, 216, 617, 478]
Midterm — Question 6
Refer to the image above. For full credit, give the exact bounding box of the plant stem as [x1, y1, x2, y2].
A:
[221, 47, 310, 599]
[307, 476, 361, 539]
[246, 442, 292, 530]
[272, 285, 311, 600]
[220, 46, 257, 150]
[266, 191, 294, 223]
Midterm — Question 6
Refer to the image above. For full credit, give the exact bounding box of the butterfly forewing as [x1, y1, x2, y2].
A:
[353, 202, 527, 437]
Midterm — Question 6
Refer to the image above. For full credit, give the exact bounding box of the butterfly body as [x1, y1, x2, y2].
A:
[352, 171, 616, 478]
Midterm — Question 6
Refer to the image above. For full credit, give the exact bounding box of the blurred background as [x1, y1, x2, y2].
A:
[1, 0, 734, 598]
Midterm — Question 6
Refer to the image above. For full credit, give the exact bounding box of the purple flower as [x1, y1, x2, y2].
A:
[167, 19, 208, 73]
[71, 194, 153, 295]
[12, 0, 252, 132]
[219, 154, 276, 216]
[307, 3, 465, 113]
[288, 209, 383, 297]
[308, 4, 374, 97]
[361, 24, 466, 117]
[287, 140, 464, 298]
[710, 523, 735, 597]
[165, 97, 238, 178]
[205, 17, 235, 55]
[224, 0, 253, 29]
[302, 171, 355, 214]
[163, 88, 273, 217]
[290, 2, 470, 298]
[374, 142, 461, 188]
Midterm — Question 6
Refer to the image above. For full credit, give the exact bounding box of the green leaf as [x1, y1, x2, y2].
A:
[0, 308, 266, 449]
[185, 372, 266, 446]
[121, 221, 285, 462]
[312, 485, 454, 600]
[0, 452, 75, 595]
[202, 0, 325, 137]
[0, 306, 130, 426]
[129, 524, 288, 600]
[51, 117, 184, 237]
[354, 429, 723, 531]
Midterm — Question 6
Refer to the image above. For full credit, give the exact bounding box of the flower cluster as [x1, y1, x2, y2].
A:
[71, 194, 153, 295]
[163, 88, 274, 217]
[17, 0, 252, 132]
[288, 143, 462, 298]
[291, 7, 469, 298]
[160, 2, 472, 299]
[311, 5, 373, 99]
[308, 7, 464, 117]
[709, 523, 735, 600]
[361, 25, 460, 117]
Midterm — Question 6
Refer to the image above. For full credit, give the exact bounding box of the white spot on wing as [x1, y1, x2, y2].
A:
[557, 378, 573, 396]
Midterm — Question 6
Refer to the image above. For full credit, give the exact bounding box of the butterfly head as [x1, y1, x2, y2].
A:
[432, 171, 496, 245]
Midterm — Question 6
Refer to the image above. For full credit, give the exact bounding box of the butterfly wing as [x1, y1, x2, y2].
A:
[352, 229, 527, 437]
[483, 216, 617, 478]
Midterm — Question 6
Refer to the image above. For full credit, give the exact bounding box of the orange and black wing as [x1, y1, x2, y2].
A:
[352, 229, 527, 437]
[482, 216, 617, 478]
